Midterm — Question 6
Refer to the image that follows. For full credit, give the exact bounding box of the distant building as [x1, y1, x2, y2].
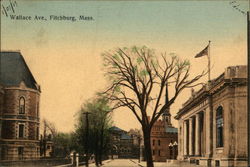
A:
[109, 126, 139, 159]
[0, 51, 41, 160]
[175, 66, 247, 167]
[40, 134, 53, 157]
[150, 112, 178, 162]
[139, 85, 178, 162]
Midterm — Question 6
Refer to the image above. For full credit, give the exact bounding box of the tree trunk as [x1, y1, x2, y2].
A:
[98, 124, 104, 165]
[95, 132, 99, 166]
[94, 152, 99, 167]
[143, 126, 154, 167]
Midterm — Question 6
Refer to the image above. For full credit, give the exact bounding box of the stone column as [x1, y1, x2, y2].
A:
[189, 117, 194, 156]
[183, 121, 187, 155]
[206, 97, 213, 157]
[195, 113, 201, 155]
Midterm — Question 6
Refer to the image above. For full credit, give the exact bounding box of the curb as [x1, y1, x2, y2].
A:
[130, 159, 144, 167]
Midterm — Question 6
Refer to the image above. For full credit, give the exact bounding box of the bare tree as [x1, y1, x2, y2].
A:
[41, 119, 57, 157]
[102, 46, 206, 167]
[43, 119, 57, 137]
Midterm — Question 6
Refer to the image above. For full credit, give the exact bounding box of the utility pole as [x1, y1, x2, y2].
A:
[83, 112, 90, 167]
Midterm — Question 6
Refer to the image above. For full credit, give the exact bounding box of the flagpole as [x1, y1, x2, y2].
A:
[208, 40, 211, 82]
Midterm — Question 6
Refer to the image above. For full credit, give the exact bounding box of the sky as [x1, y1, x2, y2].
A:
[1, 0, 248, 132]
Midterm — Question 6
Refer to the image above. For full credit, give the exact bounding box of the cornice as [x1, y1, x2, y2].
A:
[4, 86, 41, 94]
[175, 77, 247, 120]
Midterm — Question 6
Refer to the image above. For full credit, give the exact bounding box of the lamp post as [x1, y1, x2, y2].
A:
[168, 142, 173, 159]
[173, 141, 178, 159]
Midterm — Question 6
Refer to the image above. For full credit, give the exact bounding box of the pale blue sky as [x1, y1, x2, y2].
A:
[1, 0, 248, 132]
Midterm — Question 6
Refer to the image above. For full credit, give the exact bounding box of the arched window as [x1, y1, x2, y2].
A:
[19, 97, 25, 114]
[216, 106, 223, 147]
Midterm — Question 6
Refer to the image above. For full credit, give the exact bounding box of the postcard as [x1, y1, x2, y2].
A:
[0, 0, 249, 167]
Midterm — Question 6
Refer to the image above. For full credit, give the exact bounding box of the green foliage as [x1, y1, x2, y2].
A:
[136, 57, 143, 64]
[114, 85, 121, 92]
[139, 69, 149, 76]
[74, 96, 113, 160]
[52, 132, 78, 157]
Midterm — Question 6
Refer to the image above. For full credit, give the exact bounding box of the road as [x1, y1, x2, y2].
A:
[85, 159, 197, 167]
[88, 159, 140, 167]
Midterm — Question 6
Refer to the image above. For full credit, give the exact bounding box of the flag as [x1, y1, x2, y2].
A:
[195, 44, 209, 58]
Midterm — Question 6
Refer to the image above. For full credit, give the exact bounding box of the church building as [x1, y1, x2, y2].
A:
[0, 51, 41, 160]
[175, 65, 247, 167]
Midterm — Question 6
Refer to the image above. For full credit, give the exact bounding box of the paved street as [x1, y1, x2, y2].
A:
[84, 159, 197, 167]
[87, 159, 139, 167]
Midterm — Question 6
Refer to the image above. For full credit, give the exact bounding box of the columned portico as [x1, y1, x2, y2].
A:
[189, 117, 194, 156]
[183, 121, 188, 155]
[195, 113, 201, 156]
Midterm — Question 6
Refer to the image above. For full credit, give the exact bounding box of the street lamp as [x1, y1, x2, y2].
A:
[168, 142, 173, 159]
[173, 141, 178, 159]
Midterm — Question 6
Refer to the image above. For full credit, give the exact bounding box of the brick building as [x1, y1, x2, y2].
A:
[175, 65, 248, 167]
[150, 112, 178, 162]
[0, 51, 41, 160]
[139, 86, 178, 162]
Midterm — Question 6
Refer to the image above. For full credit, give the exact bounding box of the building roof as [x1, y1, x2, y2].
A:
[175, 65, 247, 119]
[109, 126, 124, 132]
[165, 127, 178, 133]
[0, 51, 40, 91]
[121, 133, 132, 140]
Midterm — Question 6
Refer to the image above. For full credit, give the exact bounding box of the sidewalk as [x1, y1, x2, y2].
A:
[131, 159, 198, 167]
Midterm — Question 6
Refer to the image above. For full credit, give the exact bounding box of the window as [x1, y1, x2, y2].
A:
[215, 160, 220, 167]
[0, 120, 2, 138]
[153, 139, 155, 146]
[216, 106, 223, 147]
[158, 140, 161, 146]
[36, 127, 39, 140]
[152, 150, 155, 155]
[19, 97, 25, 114]
[19, 124, 25, 138]
[18, 147, 24, 160]
[37, 102, 39, 117]
[158, 150, 161, 156]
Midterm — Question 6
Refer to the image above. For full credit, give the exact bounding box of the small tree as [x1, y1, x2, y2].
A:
[75, 96, 113, 166]
[53, 132, 76, 157]
[102, 46, 206, 167]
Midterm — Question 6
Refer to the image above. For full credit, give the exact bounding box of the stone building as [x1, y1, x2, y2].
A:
[0, 51, 41, 160]
[175, 65, 247, 167]
[109, 126, 138, 159]
[150, 112, 178, 162]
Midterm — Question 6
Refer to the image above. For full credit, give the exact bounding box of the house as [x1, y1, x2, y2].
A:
[175, 65, 247, 167]
[0, 51, 41, 160]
